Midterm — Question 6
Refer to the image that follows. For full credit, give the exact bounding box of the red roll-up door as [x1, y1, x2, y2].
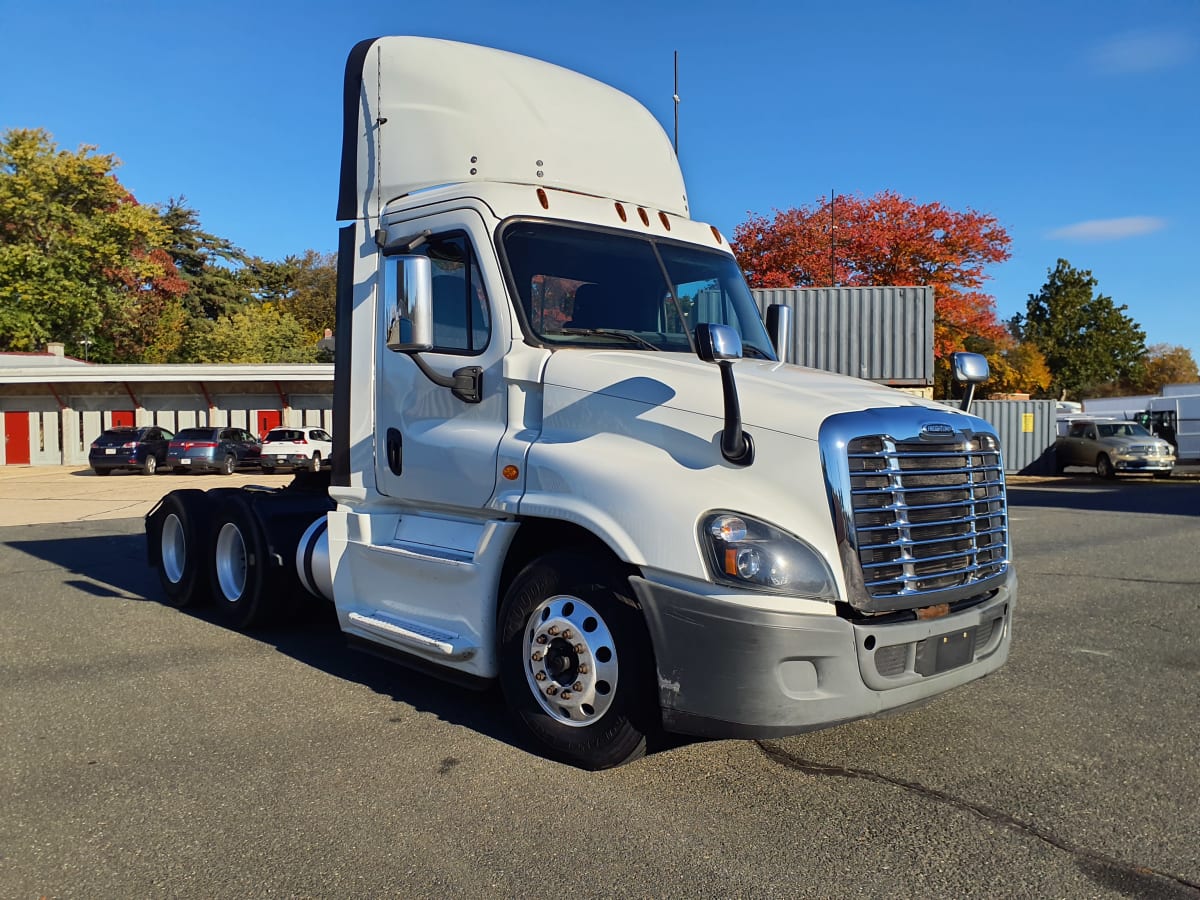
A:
[111, 410, 135, 427]
[4, 411, 31, 465]
[257, 410, 282, 438]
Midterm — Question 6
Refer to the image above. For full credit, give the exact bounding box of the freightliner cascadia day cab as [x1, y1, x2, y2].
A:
[146, 37, 1015, 769]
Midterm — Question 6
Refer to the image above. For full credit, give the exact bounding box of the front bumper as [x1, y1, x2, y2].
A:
[1114, 457, 1173, 472]
[629, 571, 1015, 739]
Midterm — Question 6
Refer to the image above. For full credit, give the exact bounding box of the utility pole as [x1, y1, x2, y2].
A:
[830, 190, 837, 286]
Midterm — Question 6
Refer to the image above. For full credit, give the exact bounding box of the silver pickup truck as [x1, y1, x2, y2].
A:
[1055, 419, 1175, 478]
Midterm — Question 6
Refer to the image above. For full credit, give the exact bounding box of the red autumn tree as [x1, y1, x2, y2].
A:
[731, 191, 1012, 358]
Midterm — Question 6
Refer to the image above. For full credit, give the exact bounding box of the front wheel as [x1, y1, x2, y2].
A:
[1153, 470, 1173, 479]
[141, 454, 158, 476]
[498, 551, 656, 770]
[219, 454, 236, 476]
[1096, 454, 1115, 479]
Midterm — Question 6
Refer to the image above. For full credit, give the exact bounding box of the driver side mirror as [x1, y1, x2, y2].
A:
[950, 351, 989, 413]
[383, 254, 433, 352]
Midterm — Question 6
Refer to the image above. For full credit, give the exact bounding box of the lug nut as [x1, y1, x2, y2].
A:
[535, 634, 548, 644]
[531, 651, 544, 661]
[548, 625, 559, 636]
[573, 643, 585, 654]
[560, 690, 572, 700]
[572, 681, 583, 692]
[578, 664, 589, 674]
[546, 685, 558, 696]
[535, 671, 547, 681]
[562, 629, 573, 639]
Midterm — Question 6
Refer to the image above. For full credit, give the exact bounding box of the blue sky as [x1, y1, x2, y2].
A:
[3, 1, 1197, 362]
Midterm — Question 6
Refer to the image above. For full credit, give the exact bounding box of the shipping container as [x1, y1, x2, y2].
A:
[958, 399, 1058, 475]
[752, 286, 933, 386]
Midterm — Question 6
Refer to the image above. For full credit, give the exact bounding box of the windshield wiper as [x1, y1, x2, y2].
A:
[560, 328, 661, 350]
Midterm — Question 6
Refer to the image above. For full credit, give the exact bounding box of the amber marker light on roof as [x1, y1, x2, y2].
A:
[502, 465, 520, 481]
[637, 207, 650, 226]
[614, 202, 627, 222]
[536, 188, 549, 209]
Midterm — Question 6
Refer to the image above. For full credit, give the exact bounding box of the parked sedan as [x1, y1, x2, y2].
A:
[260, 427, 333, 473]
[89, 426, 174, 476]
[166, 427, 262, 475]
[1055, 419, 1175, 478]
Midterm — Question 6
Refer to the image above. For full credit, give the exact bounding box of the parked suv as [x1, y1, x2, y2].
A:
[260, 427, 333, 473]
[166, 427, 262, 475]
[1055, 419, 1175, 478]
[89, 426, 174, 476]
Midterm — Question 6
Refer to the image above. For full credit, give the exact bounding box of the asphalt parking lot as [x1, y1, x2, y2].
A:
[1, 468, 1198, 897]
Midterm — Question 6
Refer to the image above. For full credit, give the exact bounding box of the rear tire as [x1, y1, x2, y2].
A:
[308, 452, 321, 473]
[147, 490, 212, 608]
[498, 551, 656, 770]
[1153, 470, 1172, 479]
[208, 495, 275, 629]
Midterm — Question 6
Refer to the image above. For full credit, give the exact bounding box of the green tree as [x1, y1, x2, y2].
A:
[158, 197, 250, 319]
[0, 128, 177, 360]
[248, 249, 337, 341]
[1012, 259, 1145, 400]
[184, 302, 317, 364]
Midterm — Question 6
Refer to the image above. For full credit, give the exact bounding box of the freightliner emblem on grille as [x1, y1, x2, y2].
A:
[920, 423, 956, 438]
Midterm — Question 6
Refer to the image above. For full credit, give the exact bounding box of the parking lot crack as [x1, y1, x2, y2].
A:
[755, 741, 1200, 896]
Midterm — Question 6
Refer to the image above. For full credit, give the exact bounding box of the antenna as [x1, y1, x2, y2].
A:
[673, 51, 680, 155]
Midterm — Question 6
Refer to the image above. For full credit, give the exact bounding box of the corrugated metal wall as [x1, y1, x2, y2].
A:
[752, 286, 934, 386]
[962, 399, 1057, 475]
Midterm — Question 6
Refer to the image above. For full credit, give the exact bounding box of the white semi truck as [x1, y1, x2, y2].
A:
[146, 37, 1015, 769]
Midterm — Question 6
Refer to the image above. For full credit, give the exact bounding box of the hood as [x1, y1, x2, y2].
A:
[541, 349, 947, 440]
[1102, 435, 1173, 452]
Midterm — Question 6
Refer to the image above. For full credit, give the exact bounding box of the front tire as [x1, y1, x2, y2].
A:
[498, 551, 656, 770]
[220, 454, 236, 476]
[141, 454, 158, 476]
[1096, 454, 1115, 479]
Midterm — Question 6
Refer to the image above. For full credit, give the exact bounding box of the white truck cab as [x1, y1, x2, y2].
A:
[148, 37, 1014, 769]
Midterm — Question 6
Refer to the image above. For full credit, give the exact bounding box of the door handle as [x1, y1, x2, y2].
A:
[386, 428, 403, 475]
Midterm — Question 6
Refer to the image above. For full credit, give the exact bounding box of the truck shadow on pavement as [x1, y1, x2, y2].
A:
[3, 527, 564, 764]
[1008, 478, 1200, 517]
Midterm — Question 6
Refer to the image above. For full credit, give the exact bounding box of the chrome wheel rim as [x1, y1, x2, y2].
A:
[214, 522, 247, 602]
[161, 513, 186, 584]
[523, 595, 618, 727]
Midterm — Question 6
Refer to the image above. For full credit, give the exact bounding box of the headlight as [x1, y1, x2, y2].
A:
[699, 512, 837, 600]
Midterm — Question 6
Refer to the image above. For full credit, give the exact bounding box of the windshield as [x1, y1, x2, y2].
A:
[501, 222, 776, 359]
[1098, 423, 1152, 438]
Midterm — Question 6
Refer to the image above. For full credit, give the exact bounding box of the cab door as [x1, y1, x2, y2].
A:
[374, 213, 508, 510]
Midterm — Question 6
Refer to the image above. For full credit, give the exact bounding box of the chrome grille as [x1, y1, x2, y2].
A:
[836, 424, 1008, 607]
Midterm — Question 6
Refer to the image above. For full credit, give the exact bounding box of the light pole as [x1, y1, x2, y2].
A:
[79, 337, 93, 362]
